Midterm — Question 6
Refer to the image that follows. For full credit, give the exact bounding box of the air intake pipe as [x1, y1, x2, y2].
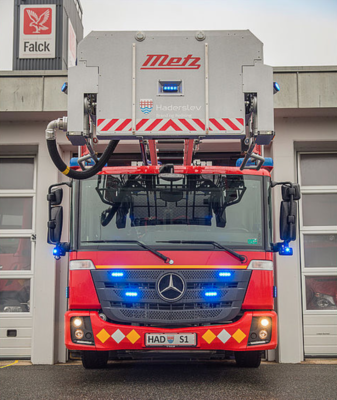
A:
[45, 117, 119, 180]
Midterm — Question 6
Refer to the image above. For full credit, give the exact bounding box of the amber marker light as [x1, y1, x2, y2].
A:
[75, 329, 84, 339]
[259, 330, 268, 340]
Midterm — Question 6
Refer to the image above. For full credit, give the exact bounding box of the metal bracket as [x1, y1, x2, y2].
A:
[240, 138, 265, 171]
[139, 139, 148, 166]
[183, 139, 195, 166]
[148, 140, 158, 166]
[205, 43, 209, 135]
[132, 43, 136, 134]
[77, 138, 99, 171]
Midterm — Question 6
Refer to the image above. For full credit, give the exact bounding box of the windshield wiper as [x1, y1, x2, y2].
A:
[83, 240, 173, 264]
[156, 240, 246, 263]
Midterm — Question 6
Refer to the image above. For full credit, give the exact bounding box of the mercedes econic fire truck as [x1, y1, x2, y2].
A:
[45, 30, 300, 368]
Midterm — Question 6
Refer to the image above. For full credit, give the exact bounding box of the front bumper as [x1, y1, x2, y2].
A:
[65, 311, 277, 352]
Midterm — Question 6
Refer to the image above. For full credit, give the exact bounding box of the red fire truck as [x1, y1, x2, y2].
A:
[45, 30, 300, 368]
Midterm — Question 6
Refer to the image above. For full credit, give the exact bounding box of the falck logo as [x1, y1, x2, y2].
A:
[141, 54, 201, 70]
[140, 99, 153, 115]
[24, 8, 52, 35]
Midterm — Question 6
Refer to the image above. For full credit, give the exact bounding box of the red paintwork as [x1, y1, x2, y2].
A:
[94, 165, 271, 177]
[65, 310, 277, 352]
[148, 140, 158, 166]
[69, 250, 269, 265]
[242, 270, 274, 310]
[68, 251, 274, 312]
[68, 270, 100, 309]
[183, 139, 194, 166]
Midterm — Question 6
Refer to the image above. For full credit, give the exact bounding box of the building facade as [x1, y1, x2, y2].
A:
[0, 67, 336, 364]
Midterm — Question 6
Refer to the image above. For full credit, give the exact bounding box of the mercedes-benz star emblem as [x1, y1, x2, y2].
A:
[157, 273, 186, 302]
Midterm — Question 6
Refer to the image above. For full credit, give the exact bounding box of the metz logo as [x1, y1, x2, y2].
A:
[141, 54, 201, 70]
[24, 8, 52, 35]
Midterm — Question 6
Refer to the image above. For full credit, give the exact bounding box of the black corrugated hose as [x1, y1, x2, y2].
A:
[46, 139, 119, 180]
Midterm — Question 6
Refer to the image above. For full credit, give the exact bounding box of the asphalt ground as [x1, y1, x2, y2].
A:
[1, 360, 337, 400]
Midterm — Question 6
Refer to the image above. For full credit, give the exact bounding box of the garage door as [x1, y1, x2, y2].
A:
[0, 157, 36, 358]
[298, 153, 337, 356]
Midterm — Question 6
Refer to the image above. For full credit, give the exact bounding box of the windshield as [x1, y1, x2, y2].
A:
[77, 174, 265, 250]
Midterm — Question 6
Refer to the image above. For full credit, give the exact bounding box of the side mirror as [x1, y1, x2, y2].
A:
[282, 184, 301, 201]
[47, 182, 71, 257]
[47, 206, 63, 244]
[47, 188, 63, 205]
[280, 201, 297, 242]
[272, 181, 301, 256]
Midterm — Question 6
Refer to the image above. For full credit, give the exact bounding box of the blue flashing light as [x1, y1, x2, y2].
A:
[52, 244, 67, 260]
[273, 82, 280, 92]
[111, 271, 124, 277]
[279, 244, 293, 256]
[263, 157, 274, 167]
[53, 246, 62, 260]
[236, 157, 274, 168]
[219, 272, 232, 277]
[61, 82, 68, 94]
[205, 291, 218, 297]
[163, 85, 178, 92]
[125, 291, 138, 297]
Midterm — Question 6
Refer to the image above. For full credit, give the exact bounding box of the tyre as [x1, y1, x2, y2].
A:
[82, 351, 109, 369]
[234, 351, 262, 368]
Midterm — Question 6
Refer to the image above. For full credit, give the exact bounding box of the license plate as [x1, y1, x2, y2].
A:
[145, 333, 197, 347]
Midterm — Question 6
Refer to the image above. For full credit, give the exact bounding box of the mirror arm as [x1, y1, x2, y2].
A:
[270, 180, 293, 188]
[48, 181, 72, 195]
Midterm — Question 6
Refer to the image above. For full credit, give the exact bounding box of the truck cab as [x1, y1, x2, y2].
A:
[49, 163, 288, 368]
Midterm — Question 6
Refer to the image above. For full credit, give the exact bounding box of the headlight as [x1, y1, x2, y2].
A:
[73, 317, 83, 327]
[248, 317, 272, 346]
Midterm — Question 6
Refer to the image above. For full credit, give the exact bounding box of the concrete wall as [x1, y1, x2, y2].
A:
[271, 116, 337, 363]
[270, 66, 337, 363]
[0, 121, 70, 363]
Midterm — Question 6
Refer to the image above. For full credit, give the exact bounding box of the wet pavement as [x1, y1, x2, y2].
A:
[1, 360, 337, 399]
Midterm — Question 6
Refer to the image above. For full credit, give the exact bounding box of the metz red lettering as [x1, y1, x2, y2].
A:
[141, 54, 201, 70]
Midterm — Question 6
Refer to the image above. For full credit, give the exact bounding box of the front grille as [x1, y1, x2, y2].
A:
[91, 269, 251, 326]
[110, 301, 232, 310]
[118, 308, 224, 321]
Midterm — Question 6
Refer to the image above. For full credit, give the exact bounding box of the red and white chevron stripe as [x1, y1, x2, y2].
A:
[97, 118, 244, 134]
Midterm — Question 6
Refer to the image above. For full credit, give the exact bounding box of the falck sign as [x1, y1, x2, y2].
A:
[19, 4, 56, 59]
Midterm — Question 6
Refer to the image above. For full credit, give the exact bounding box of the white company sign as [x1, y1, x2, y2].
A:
[19, 4, 56, 59]
[68, 19, 76, 68]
